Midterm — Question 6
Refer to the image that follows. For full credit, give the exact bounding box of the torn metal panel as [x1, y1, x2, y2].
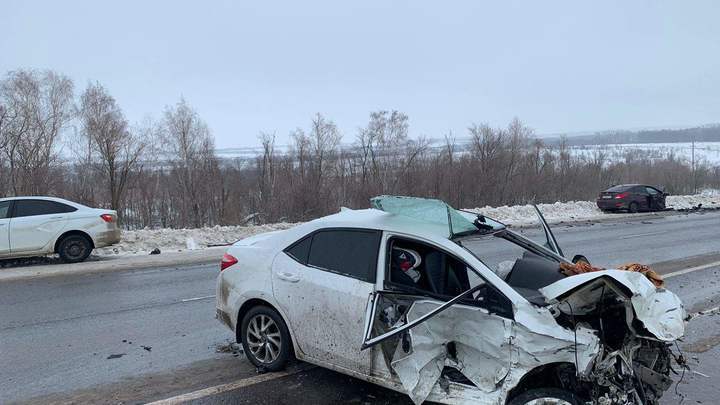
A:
[388, 300, 600, 405]
[540, 270, 686, 341]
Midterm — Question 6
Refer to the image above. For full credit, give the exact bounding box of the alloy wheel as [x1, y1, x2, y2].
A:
[246, 314, 282, 364]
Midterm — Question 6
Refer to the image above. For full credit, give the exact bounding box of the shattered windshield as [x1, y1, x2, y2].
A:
[370, 195, 505, 238]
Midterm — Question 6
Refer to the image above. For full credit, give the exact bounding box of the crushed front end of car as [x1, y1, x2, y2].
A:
[537, 270, 685, 405]
[364, 270, 684, 405]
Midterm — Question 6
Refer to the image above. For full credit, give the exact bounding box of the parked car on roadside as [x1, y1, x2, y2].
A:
[216, 196, 684, 405]
[597, 184, 668, 213]
[0, 196, 121, 263]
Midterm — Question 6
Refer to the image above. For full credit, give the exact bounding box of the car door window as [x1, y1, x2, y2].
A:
[0, 201, 11, 219]
[633, 186, 648, 195]
[288, 229, 382, 283]
[12, 200, 76, 218]
[646, 187, 659, 195]
[386, 237, 513, 318]
[285, 234, 312, 263]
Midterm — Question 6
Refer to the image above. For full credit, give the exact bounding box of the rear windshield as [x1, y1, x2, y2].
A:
[606, 185, 632, 192]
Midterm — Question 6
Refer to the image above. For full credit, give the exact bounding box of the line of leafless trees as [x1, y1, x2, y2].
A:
[2, 69, 719, 229]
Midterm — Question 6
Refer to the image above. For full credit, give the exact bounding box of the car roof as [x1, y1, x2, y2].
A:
[248, 208, 464, 251]
[605, 184, 658, 190]
[0, 196, 89, 209]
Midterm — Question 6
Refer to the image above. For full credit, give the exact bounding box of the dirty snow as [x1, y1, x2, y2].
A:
[95, 223, 297, 256]
[96, 191, 719, 256]
[467, 190, 720, 226]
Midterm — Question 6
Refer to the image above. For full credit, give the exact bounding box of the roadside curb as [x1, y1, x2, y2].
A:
[0, 247, 226, 283]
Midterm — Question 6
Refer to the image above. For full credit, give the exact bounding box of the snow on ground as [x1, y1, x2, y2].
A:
[95, 223, 298, 256]
[468, 190, 720, 226]
[667, 189, 720, 210]
[96, 191, 720, 256]
[569, 142, 720, 165]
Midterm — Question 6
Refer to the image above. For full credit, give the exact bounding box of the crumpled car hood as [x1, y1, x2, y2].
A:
[539, 269, 686, 341]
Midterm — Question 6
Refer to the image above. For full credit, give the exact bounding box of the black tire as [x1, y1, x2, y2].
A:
[57, 234, 93, 263]
[628, 202, 639, 213]
[240, 305, 292, 371]
[508, 388, 581, 405]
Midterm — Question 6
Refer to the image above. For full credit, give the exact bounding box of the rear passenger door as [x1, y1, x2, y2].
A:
[272, 228, 382, 375]
[9, 200, 75, 253]
[633, 186, 650, 210]
[0, 201, 11, 255]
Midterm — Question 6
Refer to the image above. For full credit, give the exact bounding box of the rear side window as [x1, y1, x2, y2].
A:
[286, 234, 312, 263]
[285, 229, 382, 283]
[0, 201, 10, 219]
[12, 200, 77, 217]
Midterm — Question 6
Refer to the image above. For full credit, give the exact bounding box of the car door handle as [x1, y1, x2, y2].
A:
[50, 216, 64, 219]
[276, 272, 301, 283]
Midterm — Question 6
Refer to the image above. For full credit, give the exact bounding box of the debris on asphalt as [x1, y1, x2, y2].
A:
[106, 353, 126, 359]
[149, 248, 161, 255]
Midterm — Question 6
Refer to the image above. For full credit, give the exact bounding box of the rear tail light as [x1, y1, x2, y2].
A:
[100, 214, 115, 223]
[220, 253, 238, 271]
[614, 192, 629, 199]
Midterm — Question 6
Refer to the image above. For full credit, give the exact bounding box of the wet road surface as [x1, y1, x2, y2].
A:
[1, 210, 719, 404]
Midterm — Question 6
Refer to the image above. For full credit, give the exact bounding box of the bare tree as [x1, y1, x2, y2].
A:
[0, 69, 74, 195]
[161, 97, 216, 227]
[78, 82, 147, 212]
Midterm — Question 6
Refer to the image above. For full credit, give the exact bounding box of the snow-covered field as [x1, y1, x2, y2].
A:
[570, 142, 720, 165]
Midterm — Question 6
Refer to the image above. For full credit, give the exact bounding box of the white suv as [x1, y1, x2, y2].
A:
[0, 196, 121, 263]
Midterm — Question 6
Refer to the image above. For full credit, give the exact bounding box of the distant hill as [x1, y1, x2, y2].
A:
[545, 124, 720, 146]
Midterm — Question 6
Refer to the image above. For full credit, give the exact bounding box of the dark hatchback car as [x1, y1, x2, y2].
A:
[597, 184, 668, 213]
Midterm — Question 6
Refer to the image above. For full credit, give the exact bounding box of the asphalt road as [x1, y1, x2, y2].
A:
[1, 210, 720, 404]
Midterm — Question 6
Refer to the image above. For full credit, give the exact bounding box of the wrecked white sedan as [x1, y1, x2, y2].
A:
[216, 196, 685, 405]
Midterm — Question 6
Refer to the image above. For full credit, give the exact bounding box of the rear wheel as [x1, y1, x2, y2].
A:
[628, 202, 639, 213]
[57, 234, 92, 263]
[240, 305, 292, 371]
[508, 388, 581, 405]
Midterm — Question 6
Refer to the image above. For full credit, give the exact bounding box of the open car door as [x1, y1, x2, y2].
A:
[531, 204, 564, 257]
[361, 284, 514, 404]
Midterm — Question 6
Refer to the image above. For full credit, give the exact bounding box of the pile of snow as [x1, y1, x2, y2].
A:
[95, 223, 297, 256]
[96, 191, 720, 256]
[666, 189, 720, 210]
[466, 200, 605, 226]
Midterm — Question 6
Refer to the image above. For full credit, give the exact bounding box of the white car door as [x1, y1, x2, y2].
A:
[0, 201, 11, 254]
[272, 228, 381, 375]
[9, 199, 72, 253]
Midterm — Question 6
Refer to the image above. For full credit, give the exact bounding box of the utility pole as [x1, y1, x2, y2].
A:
[692, 136, 697, 194]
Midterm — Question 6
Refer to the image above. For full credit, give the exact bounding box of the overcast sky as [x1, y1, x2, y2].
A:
[2, 1, 719, 148]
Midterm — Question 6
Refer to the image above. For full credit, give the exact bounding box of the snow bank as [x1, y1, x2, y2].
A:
[666, 189, 720, 210]
[466, 200, 605, 226]
[96, 191, 720, 257]
[95, 223, 297, 256]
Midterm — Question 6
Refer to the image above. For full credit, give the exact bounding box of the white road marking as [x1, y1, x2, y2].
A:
[618, 230, 666, 240]
[180, 295, 215, 303]
[686, 305, 720, 322]
[664, 260, 720, 279]
[152, 257, 719, 403]
[146, 364, 313, 404]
